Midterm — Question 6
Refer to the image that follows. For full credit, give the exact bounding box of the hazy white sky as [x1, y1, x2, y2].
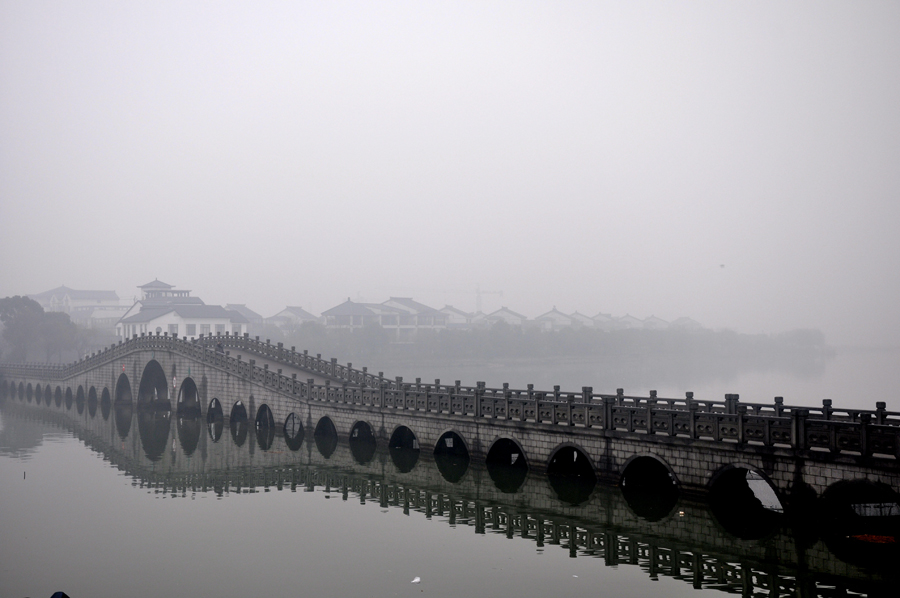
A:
[2, 1, 899, 346]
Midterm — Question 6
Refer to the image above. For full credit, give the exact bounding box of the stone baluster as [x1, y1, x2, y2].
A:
[774, 396, 784, 417]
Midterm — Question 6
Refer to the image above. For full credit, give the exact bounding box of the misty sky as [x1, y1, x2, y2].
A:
[2, 1, 899, 347]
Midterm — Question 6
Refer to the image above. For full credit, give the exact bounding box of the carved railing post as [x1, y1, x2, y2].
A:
[860, 413, 871, 457]
[792, 409, 809, 450]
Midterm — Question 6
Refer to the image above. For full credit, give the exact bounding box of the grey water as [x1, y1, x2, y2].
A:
[1, 349, 898, 598]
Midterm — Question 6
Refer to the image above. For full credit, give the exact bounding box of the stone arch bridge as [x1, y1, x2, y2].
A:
[2, 333, 900, 512]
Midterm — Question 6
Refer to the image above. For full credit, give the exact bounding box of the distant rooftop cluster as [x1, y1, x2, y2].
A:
[28, 281, 703, 343]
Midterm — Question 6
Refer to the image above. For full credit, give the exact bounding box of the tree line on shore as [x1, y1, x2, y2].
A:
[0, 296, 113, 363]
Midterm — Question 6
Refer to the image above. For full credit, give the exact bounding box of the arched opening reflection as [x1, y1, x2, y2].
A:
[87, 387, 98, 417]
[137, 360, 169, 410]
[486, 438, 528, 493]
[349, 421, 376, 465]
[389, 426, 420, 473]
[64, 388, 73, 410]
[26, 383, 33, 402]
[230, 401, 248, 447]
[100, 388, 111, 420]
[820, 480, 900, 568]
[75, 386, 85, 414]
[283, 412, 303, 451]
[177, 377, 200, 416]
[115, 373, 132, 405]
[314, 417, 338, 459]
[207, 398, 224, 442]
[547, 445, 596, 505]
[433, 431, 469, 484]
[709, 467, 784, 540]
[255, 404, 275, 451]
[54, 386, 62, 407]
[138, 409, 171, 462]
[33, 383, 42, 404]
[114, 402, 133, 440]
[620, 456, 679, 522]
[177, 411, 201, 456]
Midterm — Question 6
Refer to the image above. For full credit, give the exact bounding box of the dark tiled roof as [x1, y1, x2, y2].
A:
[120, 304, 243, 324]
[280, 306, 319, 320]
[226, 304, 264, 320]
[487, 307, 528, 320]
[29, 285, 119, 301]
[120, 308, 174, 323]
[322, 300, 378, 317]
[139, 279, 175, 289]
[440, 305, 472, 317]
[384, 297, 437, 314]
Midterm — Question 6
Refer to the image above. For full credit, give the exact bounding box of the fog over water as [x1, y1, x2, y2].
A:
[1, 2, 899, 348]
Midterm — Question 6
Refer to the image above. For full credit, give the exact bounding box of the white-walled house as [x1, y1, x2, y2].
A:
[115, 280, 247, 340]
[439, 305, 473, 328]
[570, 312, 595, 328]
[268, 306, 321, 331]
[117, 305, 248, 340]
[484, 307, 528, 326]
[534, 307, 575, 331]
[643, 315, 670, 330]
[592, 312, 615, 330]
[617, 314, 644, 329]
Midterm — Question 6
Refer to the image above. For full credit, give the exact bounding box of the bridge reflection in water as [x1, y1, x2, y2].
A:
[3, 400, 896, 598]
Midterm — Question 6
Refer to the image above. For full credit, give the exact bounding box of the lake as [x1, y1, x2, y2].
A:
[1, 348, 898, 598]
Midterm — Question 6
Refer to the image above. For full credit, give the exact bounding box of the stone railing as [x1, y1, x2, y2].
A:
[2, 333, 900, 459]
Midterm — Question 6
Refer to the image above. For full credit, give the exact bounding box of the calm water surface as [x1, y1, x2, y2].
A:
[1, 349, 898, 598]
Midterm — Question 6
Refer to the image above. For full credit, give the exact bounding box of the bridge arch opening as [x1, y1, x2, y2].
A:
[176, 377, 200, 416]
[75, 386, 86, 414]
[819, 479, 900, 568]
[44, 384, 53, 406]
[283, 412, 304, 451]
[314, 417, 338, 459]
[19, 382, 25, 400]
[137, 360, 169, 410]
[54, 386, 62, 407]
[486, 438, 529, 494]
[26, 383, 33, 402]
[87, 387, 97, 417]
[64, 387, 73, 410]
[708, 465, 784, 540]
[547, 445, 596, 506]
[33, 383, 42, 403]
[207, 398, 224, 442]
[115, 373, 133, 405]
[177, 410, 201, 456]
[389, 426, 420, 473]
[0, 380, 7, 401]
[229, 401, 248, 447]
[433, 431, 469, 484]
[349, 421, 377, 465]
[255, 404, 275, 451]
[114, 401, 133, 440]
[620, 456, 680, 522]
[138, 409, 171, 462]
[100, 388, 111, 420]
